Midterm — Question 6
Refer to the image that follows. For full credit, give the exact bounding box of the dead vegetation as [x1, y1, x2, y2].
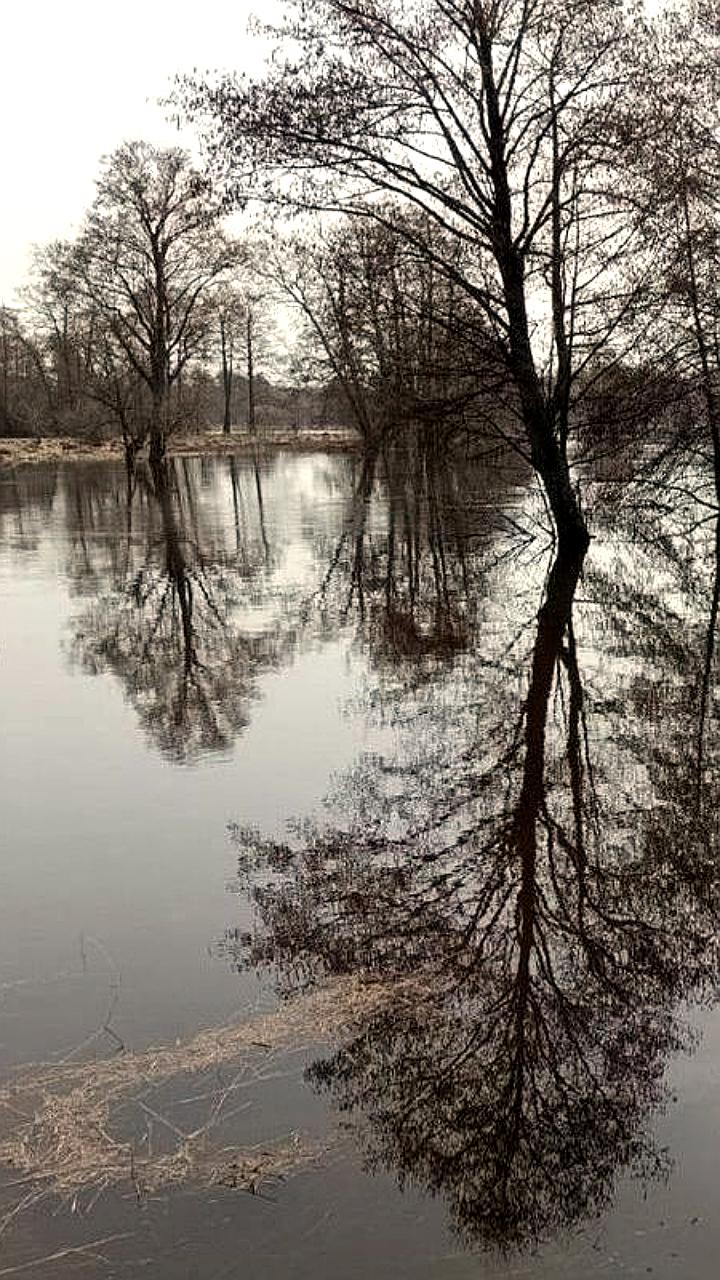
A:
[0, 428, 358, 470]
[0, 977, 394, 1224]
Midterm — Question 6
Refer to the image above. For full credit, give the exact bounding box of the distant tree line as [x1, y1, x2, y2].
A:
[0, 143, 355, 460]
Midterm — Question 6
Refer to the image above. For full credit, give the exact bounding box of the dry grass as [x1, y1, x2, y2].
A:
[0, 428, 358, 470]
[0, 438, 121, 468]
[0, 977, 395, 1221]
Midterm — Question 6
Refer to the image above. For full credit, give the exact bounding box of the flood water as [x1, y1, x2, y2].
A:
[1, 447, 719, 1278]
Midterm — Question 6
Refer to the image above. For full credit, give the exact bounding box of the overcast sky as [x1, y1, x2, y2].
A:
[1, 0, 275, 304]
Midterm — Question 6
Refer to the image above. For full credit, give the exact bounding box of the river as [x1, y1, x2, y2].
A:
[0, 447, 718, 1278]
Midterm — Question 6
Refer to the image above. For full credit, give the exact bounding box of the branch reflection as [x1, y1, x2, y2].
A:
[226, 510, 720, 1251]
[70, 459, 283, 761]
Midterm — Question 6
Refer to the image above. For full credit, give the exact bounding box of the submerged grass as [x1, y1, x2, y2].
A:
[0, 977, 393, 1220]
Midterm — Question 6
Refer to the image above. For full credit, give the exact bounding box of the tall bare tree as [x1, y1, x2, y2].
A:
[67, 142, 239, 464]
[180, 0, 651, 548]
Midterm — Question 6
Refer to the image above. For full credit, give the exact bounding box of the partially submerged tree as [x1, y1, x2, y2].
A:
[65, 142, 239, 464]
[180, 0, 653, 548]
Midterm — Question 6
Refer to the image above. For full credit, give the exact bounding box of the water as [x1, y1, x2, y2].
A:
[0, 448, 718, 1277]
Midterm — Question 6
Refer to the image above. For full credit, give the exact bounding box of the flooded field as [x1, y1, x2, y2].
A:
[0, 448, 719, 1278]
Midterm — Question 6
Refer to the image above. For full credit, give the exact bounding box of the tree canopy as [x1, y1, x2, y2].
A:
[59, 143, 239, 463]
[179, 0, 657, 545]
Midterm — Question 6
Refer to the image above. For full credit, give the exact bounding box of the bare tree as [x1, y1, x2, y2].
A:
[628, 2, 720, 505]
[23, 242, 102, 433]
[267, 211, 503, 450]
[217, 287, 244, 433]
[66, 142, 240, 465]
[179, 0, 653, 548]
[0, 307, 48, 436]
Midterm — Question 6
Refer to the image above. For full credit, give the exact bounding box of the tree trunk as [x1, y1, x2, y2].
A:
[221, 315, 233, 434]
[479, 24, 589, 554]
[149, 389, 167, 467]
[502, 259, 589, 553]
[531, 422, 589, 554]
[246, 311, 256, 435]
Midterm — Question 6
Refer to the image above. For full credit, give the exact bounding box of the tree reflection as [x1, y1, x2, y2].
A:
[226, 522, 720, 1251]
[0, 462, 58, 556]
[311, 437, 533, 668]
[71, 460, 284, 761]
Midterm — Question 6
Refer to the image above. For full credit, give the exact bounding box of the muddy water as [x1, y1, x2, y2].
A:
[0, 450, 718, 1278]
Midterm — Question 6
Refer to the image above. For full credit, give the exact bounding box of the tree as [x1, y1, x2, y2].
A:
[0, 307, 47, 436]
[215, 279, 277, 435]
[26, 241, 151, 458]
[24, 241, 100, 430]
[67, 142, 239, 465]
[217, 287, 244, 433]
[628, 2, 720, 507]
[267, 211, 502, 451]
[245, 300, 259, 435]
[180, 0, 651, 549]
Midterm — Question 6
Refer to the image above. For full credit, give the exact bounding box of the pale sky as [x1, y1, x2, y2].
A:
[0, 0, 275, 304]
[2, 0, 665, 309]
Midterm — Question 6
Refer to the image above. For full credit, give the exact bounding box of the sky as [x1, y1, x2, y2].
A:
[0, 0, 276, 305]
[2, 0, 666, 309]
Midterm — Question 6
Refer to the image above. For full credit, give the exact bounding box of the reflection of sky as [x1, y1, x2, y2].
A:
[4, 451, 720, 1278]
[0, 454, 381, 1069]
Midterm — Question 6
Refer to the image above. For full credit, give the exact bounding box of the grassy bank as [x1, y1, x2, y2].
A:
[0, 427, 359, 470]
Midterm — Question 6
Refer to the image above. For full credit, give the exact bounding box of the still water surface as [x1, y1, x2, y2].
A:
[0, 450, 719, 1277]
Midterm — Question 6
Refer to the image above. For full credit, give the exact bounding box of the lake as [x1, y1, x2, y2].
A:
[0, 446, 719, 1278]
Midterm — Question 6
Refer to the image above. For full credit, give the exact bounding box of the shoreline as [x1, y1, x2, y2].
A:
[0, 427, 360, 470]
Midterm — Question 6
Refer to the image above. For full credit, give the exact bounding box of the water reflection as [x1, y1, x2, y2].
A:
[224, 482, 720, 1251]
[5, 445, 720, 1260]
[0, 461, 58, 556]
[310, 439, 531, 666]
[54, 444, 518, 769]
[69, 460, 285, 762]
